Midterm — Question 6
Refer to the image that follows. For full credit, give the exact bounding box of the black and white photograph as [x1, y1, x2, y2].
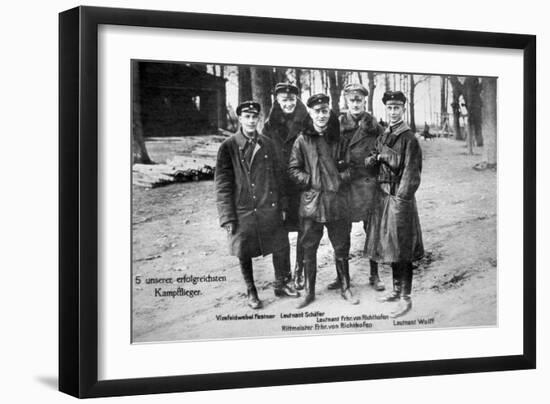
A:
[131, 60, 498, 343]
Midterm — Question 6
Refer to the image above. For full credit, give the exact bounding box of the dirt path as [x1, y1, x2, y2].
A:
[132, 138, 496, 343]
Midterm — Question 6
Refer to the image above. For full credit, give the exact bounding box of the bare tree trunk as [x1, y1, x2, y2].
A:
[445, 77, 449, 107]
[481, 77, 497, 167]
[327, 70, 341, 115]
[218, 80, 228, 130]
[440, 75, 447, 126]
[427, 76, 433, 124]
[466, 119, 474, 154]
[403, 75, 409, 124]
[385, 73, 390, 92]
[310, 69, 317, 94]
[367, 72, 376, 114]
[338, 72, 346, 101]
[132, 62, 153, 164]
[303, 70, 311, 98]
[449, 76, 464, 140]
[238, 66, 252, 103]
[463, 77, 483, 147]
[273, 67, 286, 84]
[295, 68, 302, 92]
[409, 75, 417, 133]
[250, 67, 273, 132]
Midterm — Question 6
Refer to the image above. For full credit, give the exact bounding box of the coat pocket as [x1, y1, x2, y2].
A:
[299, 189, 321, 218]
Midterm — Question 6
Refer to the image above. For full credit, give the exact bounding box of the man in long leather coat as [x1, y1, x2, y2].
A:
[364, 91, 424, 318]
[326, 83, 386, 292]
[263, 83, 309, 291]
[288, 94, 359, 308]
[215, 101, 300, 310]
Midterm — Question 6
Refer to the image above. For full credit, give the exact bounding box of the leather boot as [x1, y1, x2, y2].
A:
[336, 258, 359, 305]
[390, 263, 413, 318]
[377, 263, 402, 302]
[368, 260, 385, 291]
[240, 258, 262, 309]
[293, 262, 305, 291]
[273, 245, 292, 283]
[327, 255, 342, 290]
[273, 248, 300, 298]
[292, 237, 305, 290]
[274, 282, 300, 298]
[327, 276, 341, 290]
[296, 258, 316, 309]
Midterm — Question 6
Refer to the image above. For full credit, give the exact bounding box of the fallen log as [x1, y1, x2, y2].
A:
[133, 162, 214, 188]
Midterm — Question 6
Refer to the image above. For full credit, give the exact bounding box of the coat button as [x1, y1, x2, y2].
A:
[251, 183, 255, 187]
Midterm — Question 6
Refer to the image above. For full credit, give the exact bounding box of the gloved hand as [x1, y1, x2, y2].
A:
[224, 222, 237, 234]
[364, 154, 379, 169]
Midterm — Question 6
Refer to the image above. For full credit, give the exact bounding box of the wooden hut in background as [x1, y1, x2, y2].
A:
[133, 61, 227, 137]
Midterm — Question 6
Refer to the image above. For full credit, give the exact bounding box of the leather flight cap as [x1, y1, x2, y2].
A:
[307, 93, 330, 108]
[344, 83, 369, 97]
[236, 101, 261, 116]
[274, 82, 299, 95]
[382, 91, 407, 105]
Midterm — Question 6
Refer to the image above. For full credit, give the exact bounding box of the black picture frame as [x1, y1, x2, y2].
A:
[59, 5, 536, 398]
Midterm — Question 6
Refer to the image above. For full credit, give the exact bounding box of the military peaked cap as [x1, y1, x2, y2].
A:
[344, 83, 369, 97]
[236, 101, 261, 116]
[274, 82, 299, 96]
[306, 93, 330, 108]
[382, 91, 407, 105]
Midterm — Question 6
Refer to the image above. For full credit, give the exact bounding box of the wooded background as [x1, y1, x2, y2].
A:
[133, 62, 497, 168]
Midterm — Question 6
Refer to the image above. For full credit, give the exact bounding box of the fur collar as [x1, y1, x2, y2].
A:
[340, 111, 377, 133]
[301, 111, 340, 144]
[265, 98, 308, 128]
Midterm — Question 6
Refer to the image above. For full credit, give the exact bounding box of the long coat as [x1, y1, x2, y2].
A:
[339, 111, 384, 222]
[263, 99, 309, 231]
[288, 114, 348, 223]
[215, 130, 289, 259]
[365, 122, 424, 263]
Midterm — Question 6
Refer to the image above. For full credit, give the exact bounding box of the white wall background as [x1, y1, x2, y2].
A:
[0, 0, 545, 402]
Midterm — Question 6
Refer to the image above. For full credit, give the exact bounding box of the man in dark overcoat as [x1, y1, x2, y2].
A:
[263, 83, 309, 291]
[288, 94, 359, 309]
[215, 101, 300, 310]
[326, 83, 386, 292]
[364, 91, 424, 318]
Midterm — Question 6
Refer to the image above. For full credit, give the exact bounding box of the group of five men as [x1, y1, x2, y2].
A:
[215, 81, 424, 318]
